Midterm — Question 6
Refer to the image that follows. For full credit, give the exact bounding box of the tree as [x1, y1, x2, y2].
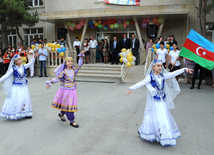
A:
[0, 0, 39, 48]
[196, 0, 214, 38]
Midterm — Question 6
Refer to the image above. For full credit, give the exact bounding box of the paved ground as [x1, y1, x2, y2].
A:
[0, 72, 214, 155]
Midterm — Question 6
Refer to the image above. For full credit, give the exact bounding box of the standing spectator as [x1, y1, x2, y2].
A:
[99, 39, 104, 62]
[11, 47, 15, 54]
[19, 46, 27, 57]
[37, 38, 43, 44]
[146, 38, 154, 54]
[156, 37, 160, 44]
[165, 36, 171, 45]
[168, 43, 181, 80]
[17, 42, 22, 52]
[7, 47, 14, 58]
[110, 36, 120, 65]
[96, 42, 100, 62]
[21, 53, 27, 65]
[3, 48, 10, 74]
[83, 38, 90, 64]
[184, 58, 195, 84]
[15, 48, 19, 55]
[43, 38, 47, 44]
[190, 64, 205, 89]
[169, 35, 177, 47]
[89, 36, 98, 63]
[38, 44, 48, 77]
[103, 39, 109, 64]
[8, 44, 12, 49]
[131, 34, 140, 65]
[0, 48, 3, 77]
[156, 41, 168, 68]
[31, 38, 37, 45]
[58, 37, 67, 47]
[121, 33, 130, 50]
[27, 46, 35, 78]
[73, 37, 81, 62]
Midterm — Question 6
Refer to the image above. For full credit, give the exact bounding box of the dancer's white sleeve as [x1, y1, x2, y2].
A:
[129, 75, 151, 90]
[24, 57, 35, 69]
[0, 68, 13, 83]
[164, 68, 186, 79]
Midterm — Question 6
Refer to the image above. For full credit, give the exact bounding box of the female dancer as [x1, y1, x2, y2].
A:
[127, 60, 193, 146]
[0, 53, 38, 120]
[46, 50, 85, 128]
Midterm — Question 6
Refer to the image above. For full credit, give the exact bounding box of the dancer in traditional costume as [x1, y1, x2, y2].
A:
[127, 60, 193, 146]
[46, 50, 85, 128]
[0, 53, 38, 120]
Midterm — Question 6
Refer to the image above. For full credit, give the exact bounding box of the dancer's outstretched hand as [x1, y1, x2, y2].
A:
[46, 85, 51, 90]
[127, 89, 132, 96]
[185, 68, 194, 74]
[34, 52, 38, 58]
[80, 50, 86, 54]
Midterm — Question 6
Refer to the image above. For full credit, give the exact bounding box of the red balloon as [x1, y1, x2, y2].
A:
[108, 19, 112, 24]
[153, 18, 158, 23]
[130, 21, 135, 25]
[98, 20, 102, 24]
[143, 19, 147, 23]
[112, 19, 117, 24]
[103, 20, 108, 25]
[124, 23, 127, 27]
[123, 20, 126, 23]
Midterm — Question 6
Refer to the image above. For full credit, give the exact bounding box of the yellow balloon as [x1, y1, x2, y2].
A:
[52, 43, 56, 48]
[127, 52, 132, 57]
[126, 62, 132, 67]
[56, 44, 61, 48]
[120, 53, 123, 57]
[60, 52, 65, 57]
[166, 44, 170, 49]
[51, 48, 55, 51]
[152, 44, 156, 49]
[31, 45, 35, 49]
[39, 44, 41, 48]
[127, 56, 133, 62]
[168, 49, 170, 53]
[48, 43, 51, 47]
[119, 58, 123, 62]
[154, 48, 157, 53]
[122, 48, 126, 52]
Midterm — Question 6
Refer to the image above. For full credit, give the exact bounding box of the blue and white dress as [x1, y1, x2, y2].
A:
[0, 58, 35, 120]
[129, 68, 186, 146]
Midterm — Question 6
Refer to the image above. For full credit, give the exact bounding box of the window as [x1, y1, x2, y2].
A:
[24, 28, 43, 46]
[31, 0, 43, 7]
[0, 30, 17, 47]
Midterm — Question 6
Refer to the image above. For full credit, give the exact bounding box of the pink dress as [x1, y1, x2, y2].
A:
[46, 54, 84, 112]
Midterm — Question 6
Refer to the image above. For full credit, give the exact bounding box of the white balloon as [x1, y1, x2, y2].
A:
[131, 62, 135, 66]
[35, 44, 39, 47]
[34, 48, 37, 52]
[48, 47, 51, 51]
[123, 58, 128, 63]
[122, 52, 127, 58]
[60, 45, 64, 48]
[55, 48, 58, 51]
[36, 47, 39, 50]
[133, 56, 136, 61]
[127, 50, 131, 53]
[93, 20, 96, 24]
[54, 42, 57, 44]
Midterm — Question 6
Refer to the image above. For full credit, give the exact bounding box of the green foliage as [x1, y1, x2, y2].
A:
[0, 0, 39, 28]
[203, 0, 214, 14]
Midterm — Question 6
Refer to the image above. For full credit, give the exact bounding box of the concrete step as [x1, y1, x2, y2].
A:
[76, 73, 121, 78]
[78, 70, 121, 75]
[83, 64, 121, 68]
[81, 67, 121, 71]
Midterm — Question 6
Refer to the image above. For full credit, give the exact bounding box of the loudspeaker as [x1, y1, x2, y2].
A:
[147, 25, 157, 38]
[58, 28, 67, 40]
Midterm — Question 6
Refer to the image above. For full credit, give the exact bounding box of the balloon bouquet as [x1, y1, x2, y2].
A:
[119, 48, 136, 67]
[151, 43, 173, 54]
[31, 42, 66, 57]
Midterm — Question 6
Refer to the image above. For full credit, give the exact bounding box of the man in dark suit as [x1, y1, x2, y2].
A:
[121, 33, 130, 50]
[110, 36, 120, 65]
[131, 34, 140, 65]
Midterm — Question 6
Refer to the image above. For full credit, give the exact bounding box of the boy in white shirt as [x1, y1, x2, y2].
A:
[156, 41, 168, 68]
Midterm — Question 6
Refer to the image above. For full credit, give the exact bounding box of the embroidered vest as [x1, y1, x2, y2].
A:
[149, 73, 166, 101]
[13, 66, 28, 85]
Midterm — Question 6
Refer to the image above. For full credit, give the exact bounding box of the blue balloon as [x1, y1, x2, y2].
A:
[164, 45, 166, 49]
[89, 21, 93, 25]
[57, 48, 62, 53]
[62, 47, 66, 52]
[151, 48, 154, 52]
[155, 43, 160, 49]
[169, 46, 173, 51]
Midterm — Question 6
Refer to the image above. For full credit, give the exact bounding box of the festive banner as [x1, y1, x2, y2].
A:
[104, 0, 140, 6]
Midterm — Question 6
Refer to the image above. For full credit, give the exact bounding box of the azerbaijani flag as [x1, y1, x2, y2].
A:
[179, 29, 214, 70]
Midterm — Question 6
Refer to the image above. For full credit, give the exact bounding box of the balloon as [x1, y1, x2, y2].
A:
[60, 45, 64, 48]
[98, 24, 102, 28]
[127, 56, 133, 62]
[123, 20, 126, 23]
[152, 44, 156, 49]
[131, 62, 135, 66]
[60, 52, 65, 57]
[147, 18, 150, 23]
[52, 43, 56, 48]
[155, 43, 160, 49]
[33, 48, 37, 52]
[76, 24, 81, 29]
[114, 23, 119, 28]
[95, 22, 99, 27]
[130, 21, 135, 25]
[158, 17, 164, 24]
[39, 44, 41, 48]
[143, 19, 147, 23]
[48, 47, 51, 52]
[110, 24, 114, 29]
[103, 27, 107, 31]
[126, 62, 132, 67]
[103, 20, 108, 25]
[164, 45, 166, 49]
[133, 56, 136, 61]
[119, 58, 123, 62]
[36, 47, 39, 50]
[122, 48, 126, 52]
[89, 21, 93, 25]
[117, 19, 122, 24]
[127, 52, 132, 57]
[124, 23, 127, 27]
[166, 44, 170, 49]
[67, 22, 72, 27]
[126, 21, 130, 25]
[90, 24, 94, 28]
[122, 52, 127, 57]
[31, 45, 35, 49]
[119, 23, 124, 28]
[122, 58, 128, 63]
[168, 49, 170, 53]
[57, 48, 62, 52]
[169, 46, 173, 51]
[51, 48, 55, 51]
[154, 48, 157, 53]
[112, 19, 117, 24]
[105, 25, 109, 29]
[92, 20, 96, 24]
[35, 43, 39, 47]
[151, 48, 154, 52]
[153, 18, 158, 24]
[142, 22, 147, 28]
[98, 20, 102, 24]
[62, 47, 66, 52]
[80, 20, 85, 26]
[71, 23, 76, 28]
[119, 53, 122, 57]
[56, 44, 61, 48]
[107, 19, 112, 24]
[69, 26, 74, 31]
